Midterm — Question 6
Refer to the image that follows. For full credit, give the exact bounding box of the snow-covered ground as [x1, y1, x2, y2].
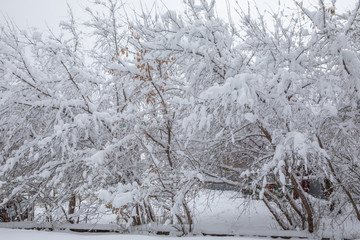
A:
[193, 191, 360, 239]
[94, 190, 275, 233]
[193, 191, 274, 234]
[1, 190, 359, 239]
[94, 190, 292, 237]
[97, 190, 360, 239]
[0, 228, 285, 240]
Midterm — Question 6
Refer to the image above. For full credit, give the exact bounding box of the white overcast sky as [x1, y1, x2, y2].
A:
[0, 0, 358, 33]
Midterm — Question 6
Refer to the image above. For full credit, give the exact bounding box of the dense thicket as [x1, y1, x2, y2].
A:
[0, 0, 359, 234]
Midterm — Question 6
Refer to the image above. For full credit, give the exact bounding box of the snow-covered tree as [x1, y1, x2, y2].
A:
[0, 0, 359, 235]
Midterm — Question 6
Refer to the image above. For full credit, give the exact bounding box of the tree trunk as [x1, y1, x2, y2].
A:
[68, 194, 76, 224]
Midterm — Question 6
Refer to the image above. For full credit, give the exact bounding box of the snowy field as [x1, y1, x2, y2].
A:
[1, 191, 359, 239]
[0, 228, 300, 240]
[187, 191, 360, 239]
[95, 190, 278, 235]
